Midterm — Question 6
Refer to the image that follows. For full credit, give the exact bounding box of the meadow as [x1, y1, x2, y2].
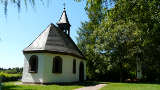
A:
[1, 81, 160, 90]
[101, 82, 160, 90]
[1, 82, 82, 90]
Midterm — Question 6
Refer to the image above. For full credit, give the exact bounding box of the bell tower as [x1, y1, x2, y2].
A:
[57, 6, 71, 36]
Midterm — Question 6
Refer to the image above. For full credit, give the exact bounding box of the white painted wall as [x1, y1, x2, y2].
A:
[22, 53, 45, 83]
[22, 53, 86, 83]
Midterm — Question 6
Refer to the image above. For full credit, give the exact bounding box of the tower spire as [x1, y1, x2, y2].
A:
[57, 4, 71, 36]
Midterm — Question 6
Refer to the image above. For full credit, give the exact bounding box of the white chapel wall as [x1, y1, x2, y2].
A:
[22, 53, 45, 83]
[43, 53, 86, 83]
[22, 53, 86, 83]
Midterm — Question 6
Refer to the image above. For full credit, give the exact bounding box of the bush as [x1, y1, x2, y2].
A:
[0, 72, 22, 82]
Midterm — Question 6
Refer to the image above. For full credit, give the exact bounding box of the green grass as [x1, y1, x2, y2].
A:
[3, 81, 160, 90]
[0, 72, 21, 77]
[101, 82, 160, 90]
[1, 82, 83, 90]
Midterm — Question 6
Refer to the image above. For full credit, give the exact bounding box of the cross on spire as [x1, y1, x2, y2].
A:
[63, 3, 66, 9]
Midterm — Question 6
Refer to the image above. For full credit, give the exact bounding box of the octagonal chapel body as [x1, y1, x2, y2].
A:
[22, 8, 86, 84]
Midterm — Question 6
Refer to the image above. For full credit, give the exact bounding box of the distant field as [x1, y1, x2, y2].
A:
[101, 82, 160, 90]
[1, 82, 83, 90]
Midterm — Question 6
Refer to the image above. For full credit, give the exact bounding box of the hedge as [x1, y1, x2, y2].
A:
[0, 72, 22, 82]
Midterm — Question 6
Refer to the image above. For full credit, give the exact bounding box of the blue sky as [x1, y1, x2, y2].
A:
[0, 0, 88, 68]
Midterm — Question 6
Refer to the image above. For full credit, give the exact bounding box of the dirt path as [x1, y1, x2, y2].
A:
[74, 84, 106, 90]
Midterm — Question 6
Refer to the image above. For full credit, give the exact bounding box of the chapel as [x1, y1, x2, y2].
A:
[22, 8, 86, 84]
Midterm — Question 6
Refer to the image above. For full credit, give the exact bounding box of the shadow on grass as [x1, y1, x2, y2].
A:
[127, 82, 160, 85]
[112, 82, 160, 85]
[50, 81, 108, 86]
[1, 81, 108, 90]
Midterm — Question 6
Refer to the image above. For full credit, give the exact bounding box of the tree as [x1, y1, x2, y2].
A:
[104, 0, 160, 81]
[77, 0, 160, 82]
[77, 0, 110, 80]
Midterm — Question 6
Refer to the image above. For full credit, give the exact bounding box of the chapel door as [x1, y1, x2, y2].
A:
[79, 62, 84, 82]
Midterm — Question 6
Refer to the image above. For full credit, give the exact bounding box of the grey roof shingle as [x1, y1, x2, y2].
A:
[23, 24, 85, 59]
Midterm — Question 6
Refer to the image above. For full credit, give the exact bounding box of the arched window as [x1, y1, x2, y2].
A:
[73, 59, 76, 74]
[52, 56, 62, 73]
[29, 55, 38, 73]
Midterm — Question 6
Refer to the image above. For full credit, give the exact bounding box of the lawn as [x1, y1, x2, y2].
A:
[2, 81, 160, 90]
[1, 82, 83, 90]
[101, 82, 160, 90]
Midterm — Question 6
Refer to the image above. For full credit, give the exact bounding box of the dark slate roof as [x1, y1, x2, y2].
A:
[57, 8, 70, 25]
[23, 24, 85, 59]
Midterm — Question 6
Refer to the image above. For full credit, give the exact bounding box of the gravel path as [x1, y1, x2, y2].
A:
[74, 84, 106, 90]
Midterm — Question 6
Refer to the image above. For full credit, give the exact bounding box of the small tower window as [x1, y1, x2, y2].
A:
[73, 59, 76, 74]
[29, 55, 38, 73]
[52, 56, 62, 73]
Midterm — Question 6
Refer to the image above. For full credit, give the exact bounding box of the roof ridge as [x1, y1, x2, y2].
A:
[23, 24, 52, 51]
[43, 24, 54, 49]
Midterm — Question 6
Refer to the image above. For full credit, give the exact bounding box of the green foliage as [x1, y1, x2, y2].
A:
[0, 67, 23, 74]
[0, 68, 22, 82]
[77, 0, 160, 82]
[77, 0, 110, 81]
[0, 72, 22, 82]
[103, 0, 160, 82]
